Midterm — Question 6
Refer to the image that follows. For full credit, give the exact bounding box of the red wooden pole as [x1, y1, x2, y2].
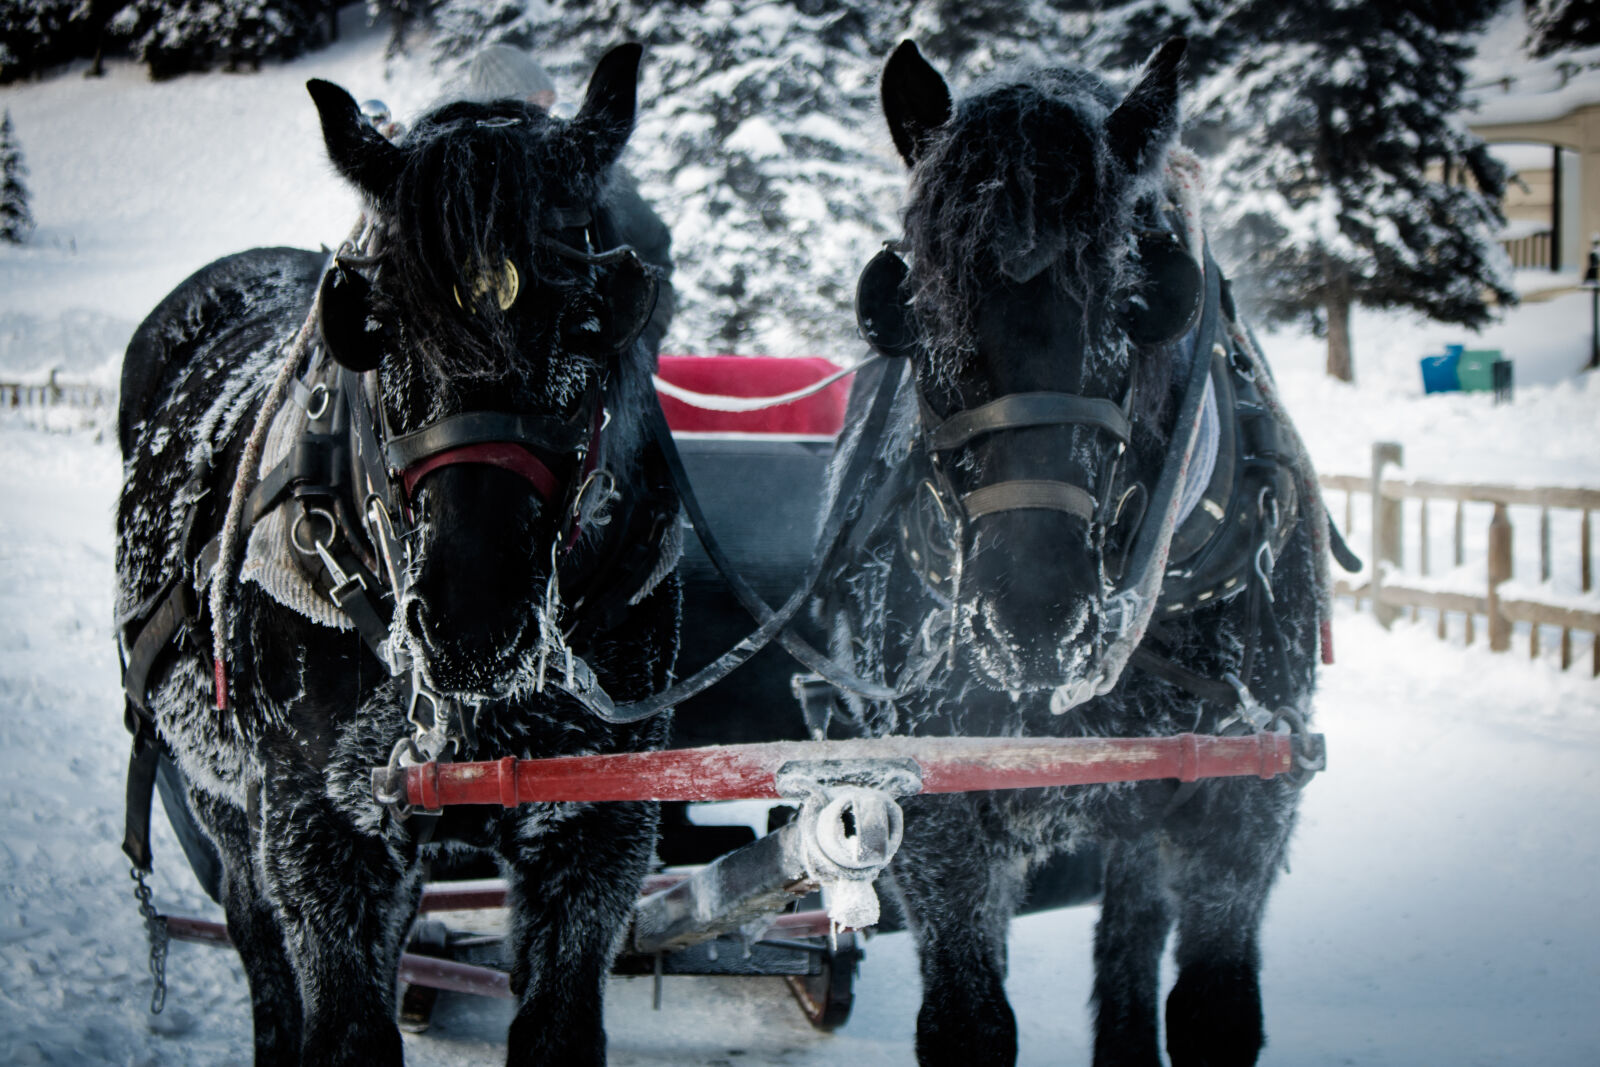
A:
[404, 734, 1294, 811]
[416, 872, 688, 913]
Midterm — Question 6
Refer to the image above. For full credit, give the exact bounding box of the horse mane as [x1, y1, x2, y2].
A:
[377, 98, 611, 382]
[901, 66, 1177, 405]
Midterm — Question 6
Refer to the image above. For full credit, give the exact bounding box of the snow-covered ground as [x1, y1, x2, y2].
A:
[3, 10, 1599, 1067]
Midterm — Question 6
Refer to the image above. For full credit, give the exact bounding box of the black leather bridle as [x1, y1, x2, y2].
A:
[853, 220, 1212, 612]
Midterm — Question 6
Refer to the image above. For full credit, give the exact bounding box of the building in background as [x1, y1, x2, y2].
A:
[1466, 17, 1600, 296]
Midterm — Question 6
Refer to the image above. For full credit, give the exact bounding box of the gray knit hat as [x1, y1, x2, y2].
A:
[461, 44, 557, 105]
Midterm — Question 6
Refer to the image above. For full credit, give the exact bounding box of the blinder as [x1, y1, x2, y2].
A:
[594, 248, 659, 354]
[1121, 229, 1203, 349]
[856, 246, 916, 357]
[318, 262, 384, 372]
[543, 236, 660, 356]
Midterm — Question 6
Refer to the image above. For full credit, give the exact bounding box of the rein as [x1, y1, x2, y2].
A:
[538, 354, 911, 723]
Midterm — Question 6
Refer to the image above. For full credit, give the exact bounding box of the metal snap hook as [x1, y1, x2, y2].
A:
[1257, 486, 1280, 530]
[571, 468, 617, 521]
[1253, 541, 1276, 603]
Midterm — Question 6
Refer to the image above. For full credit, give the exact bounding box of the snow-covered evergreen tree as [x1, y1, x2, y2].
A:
[438, 0, 905, 355]
[0, 0, 93, 83]
[1054, 0, 1237, 78]
[424, 0, 539, 60]
[1, 109, 34, 244]
[1195, 0, 1516, 381]
[1525, 0, 1600, 58]
[437, 0, 1167, 355]
[116, 0, 329, 79]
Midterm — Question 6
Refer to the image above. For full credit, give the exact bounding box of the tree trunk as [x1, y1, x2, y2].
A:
[1324, 267, 1354, 382]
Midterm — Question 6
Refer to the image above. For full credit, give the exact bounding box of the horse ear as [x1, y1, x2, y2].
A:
[307, 79, 403, 202]
[575, 43, 642, 171]
[882, 40, 952, 168]
[1106, 37, 1186, 176]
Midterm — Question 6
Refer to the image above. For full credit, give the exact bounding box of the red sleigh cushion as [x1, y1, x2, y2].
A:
[655, 355, 853, 439]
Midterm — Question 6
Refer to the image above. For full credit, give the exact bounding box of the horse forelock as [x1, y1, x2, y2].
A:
[901, 67, 1167, 391]
[374, 99, 611, 388]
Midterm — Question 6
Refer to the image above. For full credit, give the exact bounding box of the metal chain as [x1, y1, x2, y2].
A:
[129, 865, 169, 1014]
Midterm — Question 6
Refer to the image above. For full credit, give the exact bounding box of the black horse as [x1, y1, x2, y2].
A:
[115, 45, 679, 1065]
[826, 41, 1328, 1065]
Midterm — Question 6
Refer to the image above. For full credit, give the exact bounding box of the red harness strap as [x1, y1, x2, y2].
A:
[401, 442, 561, 502]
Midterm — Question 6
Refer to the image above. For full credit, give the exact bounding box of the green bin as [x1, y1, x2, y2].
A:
[1457, 349, 1502, 392]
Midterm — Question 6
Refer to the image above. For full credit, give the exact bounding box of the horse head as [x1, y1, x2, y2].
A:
[874, 39, 1202, 699]
[306, 44, 659, 700]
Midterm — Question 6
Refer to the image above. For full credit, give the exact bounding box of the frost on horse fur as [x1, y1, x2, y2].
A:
[115, 45, 679, 1066]
[820, 39, 1319, 1066]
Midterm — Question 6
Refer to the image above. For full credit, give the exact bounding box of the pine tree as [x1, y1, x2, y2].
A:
[455, 0, 1176, 354]
[117, 0, 328, 79]
[1525, 0, 1600, 58]
[1, 109, 34, 244]
[425, 0, 537, 62]
[0, 0, 94, 83]
[453, 0, 912, 355]
[1194, 0, 1516, 381]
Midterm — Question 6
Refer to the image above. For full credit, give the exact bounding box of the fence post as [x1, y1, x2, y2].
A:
[1487, 503, 1513, 652]
[1371, 442, 1404, 628]
[1583, 510, 1592, 593]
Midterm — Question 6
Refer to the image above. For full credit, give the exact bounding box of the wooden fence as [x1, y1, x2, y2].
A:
[0, 375, 112, 409]
[1322, 442, 1600, 674]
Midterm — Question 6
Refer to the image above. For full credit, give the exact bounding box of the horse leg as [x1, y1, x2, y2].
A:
[256, 766, 419, 1066]
[891, 794, 1023, 1067]
[1163, 783, 1296, 1067]
[190, 789, 304, 1066]
[1090, 834, 1173, 1067]
[500, 799, 658, 1067]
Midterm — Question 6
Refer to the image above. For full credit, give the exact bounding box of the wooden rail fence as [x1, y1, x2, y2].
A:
[1322, 442, 1599, 674]
[0, 374, 112, 409]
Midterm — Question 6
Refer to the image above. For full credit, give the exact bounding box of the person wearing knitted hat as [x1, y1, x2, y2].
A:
[459, 43, 557, 110]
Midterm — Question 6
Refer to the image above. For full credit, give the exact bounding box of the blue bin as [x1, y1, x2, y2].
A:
[1420, 352, 1460, 394]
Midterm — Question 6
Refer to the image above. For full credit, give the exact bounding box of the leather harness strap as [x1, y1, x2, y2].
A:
[924, 392, 1131, 452]
[383, 410, 589, 471]
[400, 441, 560, 501]
[961, 480, 1097, 522]
[546, 355, 910, 724]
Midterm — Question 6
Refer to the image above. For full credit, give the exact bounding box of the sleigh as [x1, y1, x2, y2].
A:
[154, 353, 1311, 1031]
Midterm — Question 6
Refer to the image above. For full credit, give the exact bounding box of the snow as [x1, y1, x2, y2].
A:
[2, 10, 1599, 1067]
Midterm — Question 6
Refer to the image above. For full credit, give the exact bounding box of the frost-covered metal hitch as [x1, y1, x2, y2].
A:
[774, 759, 919, 932]
[631, 759, 919, 954]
